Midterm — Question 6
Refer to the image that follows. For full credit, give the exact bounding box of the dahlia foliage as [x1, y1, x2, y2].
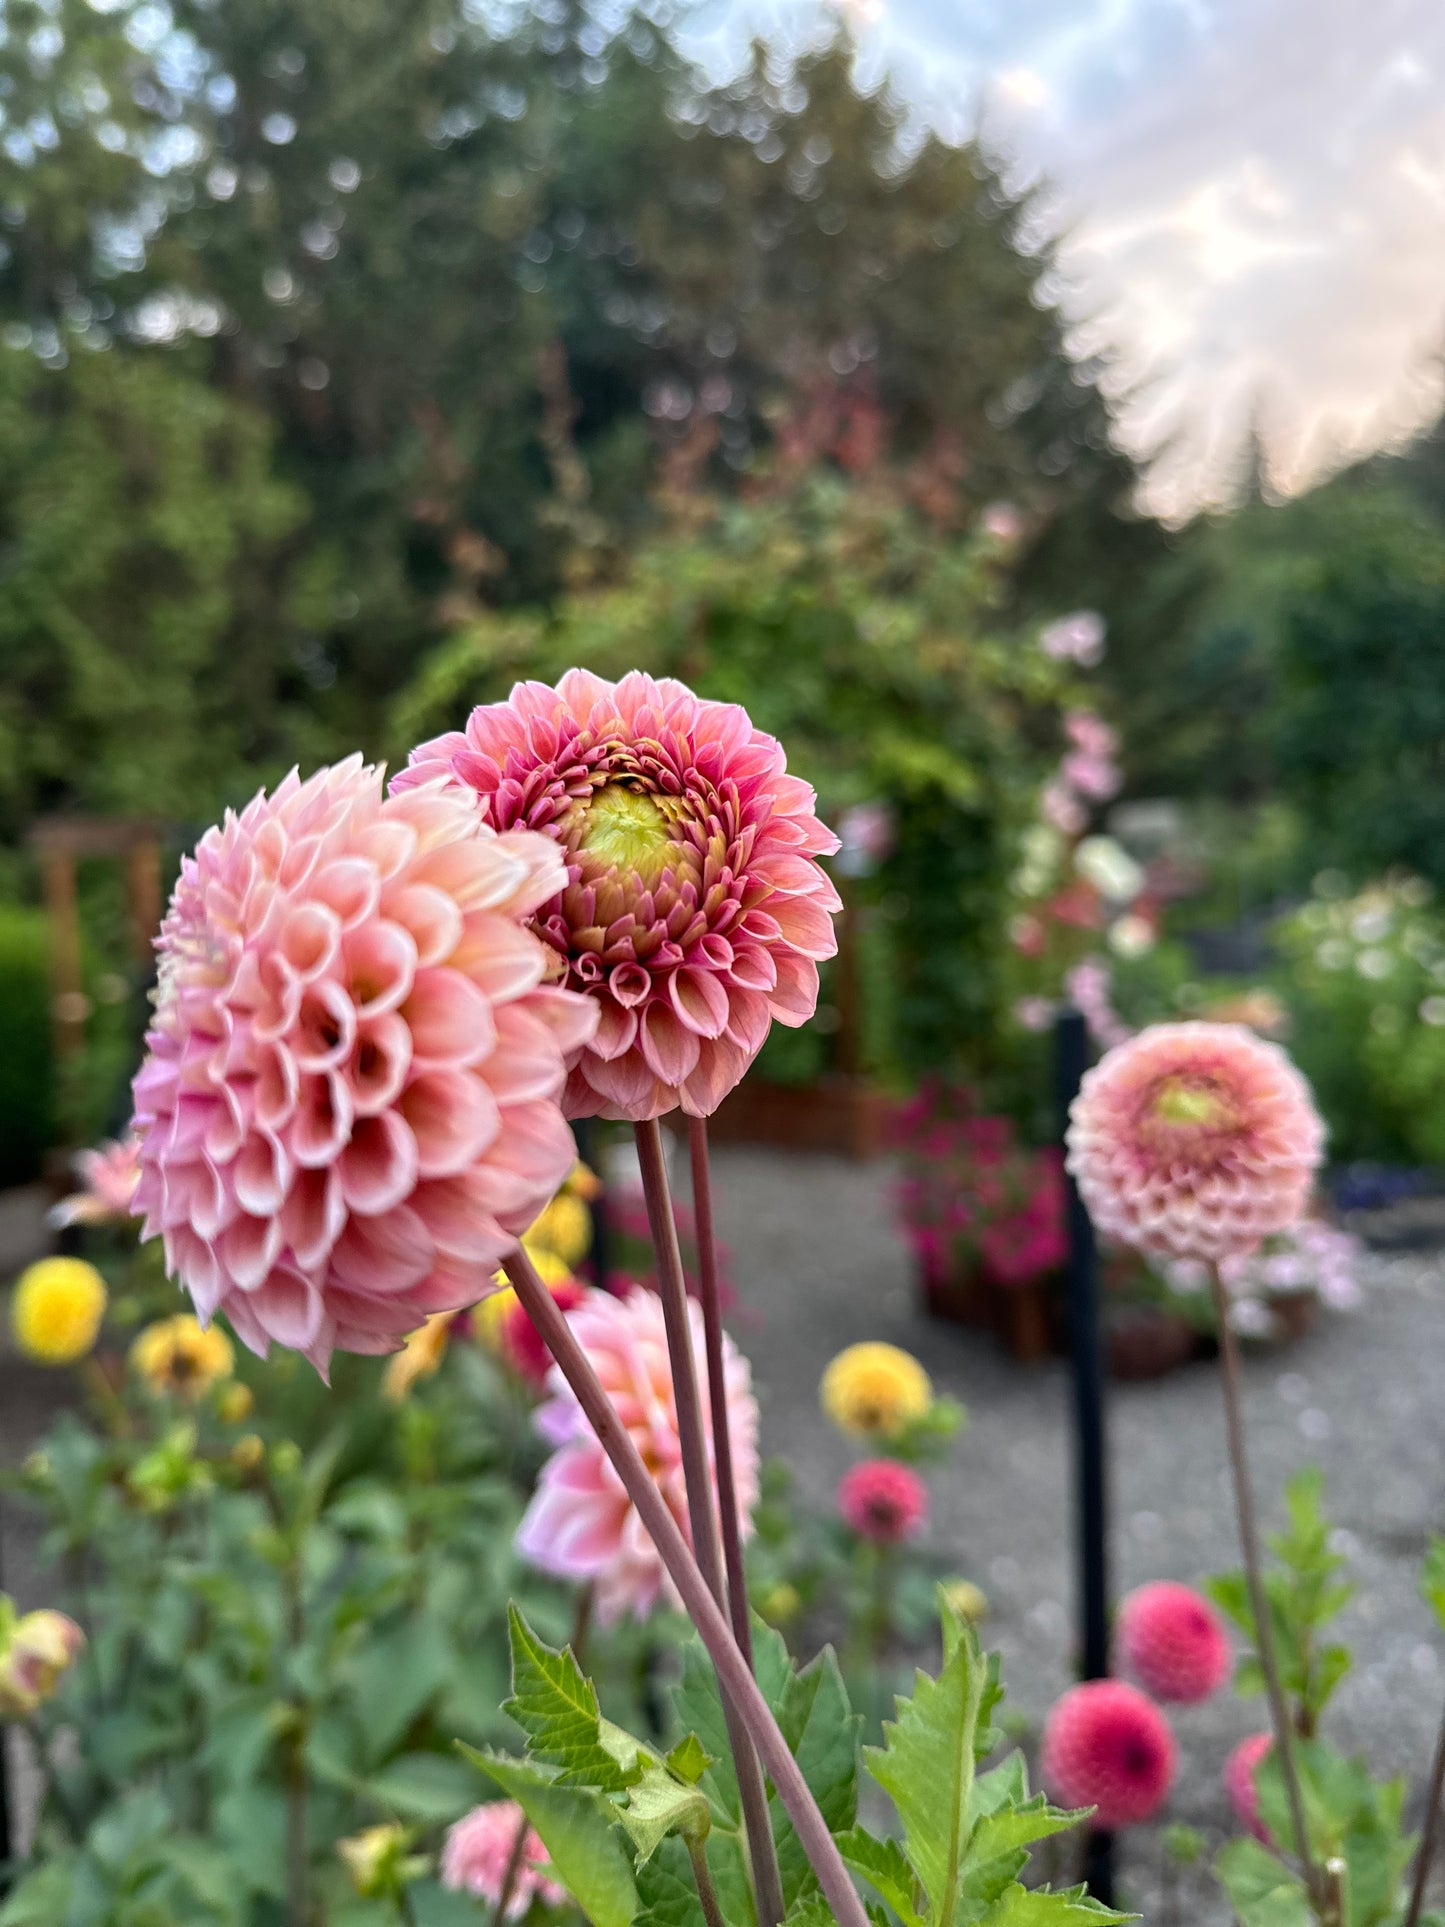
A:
[396, 669, 840, 1120]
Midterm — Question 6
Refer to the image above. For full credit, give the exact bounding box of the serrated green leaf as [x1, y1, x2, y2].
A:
[503, 1604, 645, 1791]
[667, 1734, 714, 1786]
[618, 1765, 712, 1866]
[772, 1645, 863, 1908]
[835, 1827, 924, 1927]
[864, 1621, 986, 1923]
[460, 1747, 638, 1927]
[635, 1844, 708, 1927]
[783, 1898, 836, 1927]
[974, 1881, 1134, 1924]
[1215, 1837, 1312, 1927]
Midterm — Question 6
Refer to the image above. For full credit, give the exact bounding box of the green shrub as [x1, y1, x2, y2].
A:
[0, 905, 54, 1185]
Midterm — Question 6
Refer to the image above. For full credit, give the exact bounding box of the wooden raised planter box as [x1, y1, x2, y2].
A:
[707, 1075, 896, 1160]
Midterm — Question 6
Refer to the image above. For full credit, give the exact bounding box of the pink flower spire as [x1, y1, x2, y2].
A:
[1040, 1680, 1177, 1828]
[1223, 1733, 1274, 1843]
[441, 1803, 567, 1914]
[1066, 1022, 1325, 1264]
[1115, 1582, 1232, 1704]
[515, 1285, 759, 1624]
[394, 669, 841, 1120]
[837, 1459, 928, 1544]
[129, 759, 597, 1375]
[48, 1135, 142, 1228]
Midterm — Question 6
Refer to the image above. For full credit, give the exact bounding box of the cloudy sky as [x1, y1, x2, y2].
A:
[681, 0, 1445, 516]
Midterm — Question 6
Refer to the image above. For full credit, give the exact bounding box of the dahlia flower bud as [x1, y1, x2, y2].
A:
[1066, 1022, 1324, 1263]
[837, 1459, 928, 1544]
[395, 669, 841, 1120]
[130, 759, 597, 1374]
[441, 1803, 566, 1914]
[1040, 1679, 1176, 1828]
[1115, 1582, 1231, 1704]
[516, 1285, 759, 1623]
[1223, 1733, 1274, 1843]
[0, 1606, 85, 1718]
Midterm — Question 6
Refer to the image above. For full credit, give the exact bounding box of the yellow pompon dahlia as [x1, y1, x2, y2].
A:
[381, 1311, 454, 1400]
[821, 1341, 933, 1440]
[12, 1258, 107, 1365]
[130, 1315, 235, 1399]
[524, 1190, 592, 1270]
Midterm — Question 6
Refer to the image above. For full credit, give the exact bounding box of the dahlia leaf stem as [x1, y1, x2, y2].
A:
[1403, 1697, 1445, 1927]
[1208, 1268, 1322, 1908]
[634, 1118, 786, 1927]
[686, 1115, 753, 1663]
[503, 1245, 866, 1927]
[686, 1837, 729, 1927]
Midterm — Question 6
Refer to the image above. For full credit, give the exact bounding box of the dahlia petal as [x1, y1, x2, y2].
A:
[385, 883, 465, 970]
[404, 967, 496, 1066]
[608, 962, 651, 1009]
[232, 1130, 290, 1216]
[219, 1212, 283, 1292]
[452, 913, 548, 1000]
[400, 1068, 502, 1177]
[767, 952, 821, 1027]
[281, 1167, 346, 1270]
[310, 856, 382, 929]
[248, 1270, 326, 1351]
[294, 979, 357, 1072]
[339, 1111, 420, 1217]
[277, 902, 341, 983]
[346, 1012, 413, 1115]
[345, 918, 419, 1017]
[329, 1205, 433, 1294]
[669, 966, 730, 1039]
[591, 999, 639, 1063]
[293, 1073, 354, 1168]
[410, 1174, 510, 1265]
[639, 1001, 701, 1088]
[769, 893, 840, 961]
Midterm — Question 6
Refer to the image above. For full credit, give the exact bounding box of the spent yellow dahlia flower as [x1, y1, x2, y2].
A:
[820, 1341, 932, 1440]
[11, 1258, 107, 1365]
[130, 1314, 235, 1399]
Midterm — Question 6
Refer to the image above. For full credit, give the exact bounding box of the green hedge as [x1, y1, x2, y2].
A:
[0, 905, 54, 1185]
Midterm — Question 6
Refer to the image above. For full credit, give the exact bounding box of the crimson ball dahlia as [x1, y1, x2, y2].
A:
[130, 759, 597, 1374]
[394, 669, 841, 1120]
[1115, 1581, 1231, 1704]
[1066, 1022, 1324, 1263]
[1040, 1680, 1176, 1828]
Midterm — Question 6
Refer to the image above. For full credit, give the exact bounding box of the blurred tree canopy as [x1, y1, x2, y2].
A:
[0, 0, 1163, 834]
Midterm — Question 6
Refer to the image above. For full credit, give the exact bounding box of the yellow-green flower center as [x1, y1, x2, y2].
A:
[579, 784, 674, 883]
[1151, 1077, 1230, 1129]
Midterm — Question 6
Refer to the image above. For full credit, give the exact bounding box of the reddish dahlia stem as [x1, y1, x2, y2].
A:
[503, 1246, 865, 1927]
[492, 1811, 531, 1927]
[1403, 1702, 1445, 1927]
[634, 1119, 786, 1927]
[1208, 1269, 1322, 1909]
[687, 1115, 754, 1664]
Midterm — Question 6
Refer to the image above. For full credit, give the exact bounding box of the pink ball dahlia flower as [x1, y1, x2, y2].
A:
[130, 760, 597, 1374]
[394, 669, 841, 1120]
[516, 1285, 759, 1624]
[48, 1134, 143, 1229]
[1040, 1679, 1177, 1828]
[1115, 1581, 1231, 1704]
[441, 1802, 566, 1915]
[1065, 1022, 1324, 1263]
[837, 1458, 928, 1544]
[1223, 1733, 1274, 1843]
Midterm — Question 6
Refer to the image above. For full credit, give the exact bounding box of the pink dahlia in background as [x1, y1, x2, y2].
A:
[48, 1135, 142, 1229]
[441, 1803, 566, 1915]
[1223, 1733, 1274, 1843]
[837, 1459, 927, 1544]
[1115, 1582, 1231, 1704]
[394, 669, 841, 1120]
[130, 759, 596, 1374]
[1040, 1680, 1176, 1827]
[516, 1285, 759, 1623]
[1066, 1022, 1324, 1264]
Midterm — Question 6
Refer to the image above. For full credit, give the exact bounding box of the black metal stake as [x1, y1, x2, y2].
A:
[1055, 1008, 1113, 1907]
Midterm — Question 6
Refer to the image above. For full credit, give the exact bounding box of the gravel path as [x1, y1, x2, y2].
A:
[707, 1146, 1445, 1923]
[3, 1154, 1442, 1918]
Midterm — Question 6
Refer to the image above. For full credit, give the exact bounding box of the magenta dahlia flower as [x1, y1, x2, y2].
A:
[130, 760, 596, 1374]
[1115, 1582, 1231, 1704]
[441, 1803, 566, 1914]
[837, 1458, 928, 1544]
[1223, 1733, 1274, 1843]
[516, 1285, 759, 1624]
[1066, 1022, 1324, 1263]
[1040, 1679, 1176, 1828]
[394, 669, 841, 1120]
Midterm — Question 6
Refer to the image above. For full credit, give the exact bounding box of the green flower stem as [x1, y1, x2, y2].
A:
[686, 1836, 730, 1927]
[635, 1119, 786, 1927]
[1208, 1268, 1322, 1911]
[1403, 1704, 1445, 1927]
[686, 1115, 754, 1663]
[503, 1245, 869, 1927]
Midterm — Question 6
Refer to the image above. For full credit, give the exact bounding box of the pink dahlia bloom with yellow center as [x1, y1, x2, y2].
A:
[1066, 1022, 1324, 1264]
[394, 669, 841, 1120]
[130, 759, 597, 1374]
[516, 1285, 760, 1624]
